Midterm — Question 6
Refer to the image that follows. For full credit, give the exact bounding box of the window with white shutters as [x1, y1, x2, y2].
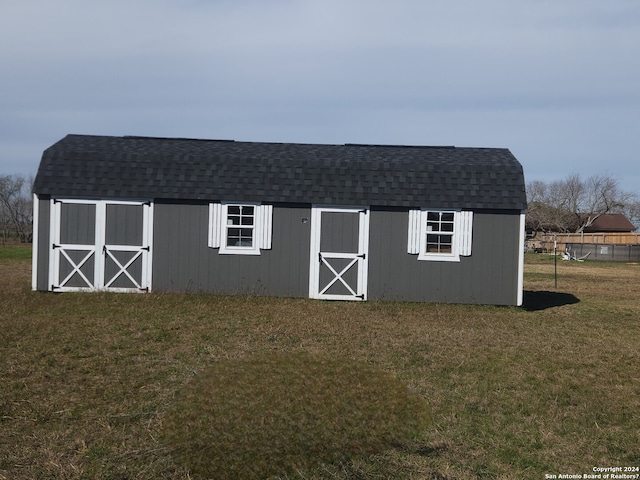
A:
[407, 209, 473, 262]
[208, 202, 273, 255]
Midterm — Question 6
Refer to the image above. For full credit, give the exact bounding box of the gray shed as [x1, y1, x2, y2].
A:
[32, 134, 527, 305]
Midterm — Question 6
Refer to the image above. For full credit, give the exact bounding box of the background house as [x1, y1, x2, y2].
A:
[32, 134, 527, 305]
[582, 213, 636, 233]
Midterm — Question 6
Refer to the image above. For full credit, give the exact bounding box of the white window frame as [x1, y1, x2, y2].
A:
[408, 209, 473, 262]
[208, 202, 272, 255]
[220, 202, 260, 255]
[419, 209, 458, 261]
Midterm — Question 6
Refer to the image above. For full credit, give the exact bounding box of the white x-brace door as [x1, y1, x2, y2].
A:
[49, 199, 153, 292]
[309, 206, 370, 301]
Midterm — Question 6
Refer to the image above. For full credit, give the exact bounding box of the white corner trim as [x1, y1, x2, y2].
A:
[31, 194, 39, 291]
[517, 211, 526, 306]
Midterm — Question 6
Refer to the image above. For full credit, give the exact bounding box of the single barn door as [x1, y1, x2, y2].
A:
[102, 202, 153, 291]
[50, 200, 98, 291]
[309, 206, 370, 301]
[49, 199, 153, 292]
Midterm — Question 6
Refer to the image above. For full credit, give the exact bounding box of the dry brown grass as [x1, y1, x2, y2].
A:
[1, 250, 639, 479]
[163, 352, 431, 479]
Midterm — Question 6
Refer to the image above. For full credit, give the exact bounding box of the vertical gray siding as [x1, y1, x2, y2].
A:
[367, 208, 522, 305]
[60, 203, 95, 245]
[320, 211, 359, 253]
[36, 197, 51, 291]
[153, 203, 521, 304]
[105, 204, 143, 246]
[152, 203, 311, 296]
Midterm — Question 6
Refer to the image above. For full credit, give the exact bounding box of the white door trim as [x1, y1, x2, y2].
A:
[309, 205, 370, 301]
[48, 199, 153, 292]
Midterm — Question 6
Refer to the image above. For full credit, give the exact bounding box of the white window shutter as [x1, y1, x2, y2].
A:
[208, 203, 222, 248]
[258, 204, 273, 250]
[407, 209, 421, 254]
[458, 211, 473, 256]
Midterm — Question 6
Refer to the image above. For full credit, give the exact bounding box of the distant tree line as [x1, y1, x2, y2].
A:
[526, 173, 640, 233]
[0, 174, 33, 244]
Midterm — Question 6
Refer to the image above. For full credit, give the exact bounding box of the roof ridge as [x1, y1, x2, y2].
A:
[344, 143, 456, 149]
[122, 135, 235, 143]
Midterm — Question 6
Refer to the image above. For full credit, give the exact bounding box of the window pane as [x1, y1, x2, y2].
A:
[442, 222, 454, 232]
[242, 206, 254, 216]
[427, 212, 440, 222]
[426, 233, 453, 253]
[228, 205, 240, 215]
[441, 212, 454, 222]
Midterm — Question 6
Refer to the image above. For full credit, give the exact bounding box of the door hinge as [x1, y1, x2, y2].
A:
[52, 244, 60, 249]
[356, 294, 365, 299]
[358, 253, 366, 259]
[142, 246, 150, 251]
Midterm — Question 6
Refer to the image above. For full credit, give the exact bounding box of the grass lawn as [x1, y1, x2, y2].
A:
[1, 251, 638, 479]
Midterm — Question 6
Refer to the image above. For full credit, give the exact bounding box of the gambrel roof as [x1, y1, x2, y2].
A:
[34, 134, 527, 210]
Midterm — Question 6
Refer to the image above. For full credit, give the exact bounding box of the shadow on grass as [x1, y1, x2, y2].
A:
[522, 291, 580, 311]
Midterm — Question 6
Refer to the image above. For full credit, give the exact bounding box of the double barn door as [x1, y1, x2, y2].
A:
[49, 199, 153, 292]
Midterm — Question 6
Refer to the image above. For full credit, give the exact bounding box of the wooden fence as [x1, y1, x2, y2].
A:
[528, 232, 640, 253]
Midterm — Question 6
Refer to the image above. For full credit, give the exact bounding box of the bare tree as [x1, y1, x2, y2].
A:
[526, 174, 638, 233]
[0, 174, 33, 244]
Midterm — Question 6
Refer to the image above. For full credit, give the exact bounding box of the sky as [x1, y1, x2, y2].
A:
[2, 0, 639, 196]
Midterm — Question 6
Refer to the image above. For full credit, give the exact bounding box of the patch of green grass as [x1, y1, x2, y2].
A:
[162, 352, 430, 479]
[0, 244, 31, 262]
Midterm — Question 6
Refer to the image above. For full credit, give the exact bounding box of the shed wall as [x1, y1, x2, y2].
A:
[368, 209, 522, 305]
[35, 197, 50, 291]
[34, 199, 523, 305]
[152, 202, 311, 296]
[152, 203, 522, 304]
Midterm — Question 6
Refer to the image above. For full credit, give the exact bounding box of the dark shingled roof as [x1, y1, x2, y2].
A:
[583, 214, 636, 233]
[34, 134, 527, 210]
